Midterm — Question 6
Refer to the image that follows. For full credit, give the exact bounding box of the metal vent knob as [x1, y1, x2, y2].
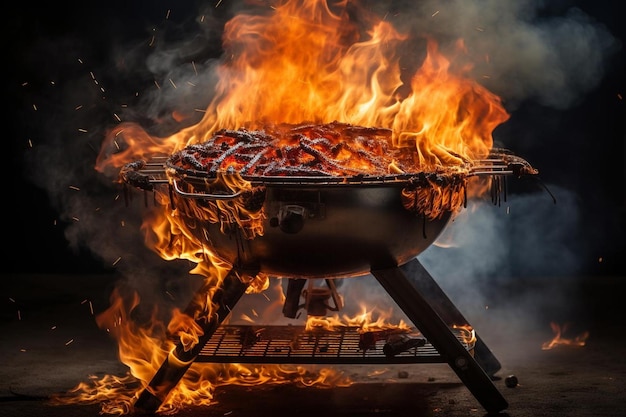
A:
[278, 206, 306, 234]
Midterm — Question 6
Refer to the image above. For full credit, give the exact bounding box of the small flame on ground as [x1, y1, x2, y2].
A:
[541, 322, 590, 350]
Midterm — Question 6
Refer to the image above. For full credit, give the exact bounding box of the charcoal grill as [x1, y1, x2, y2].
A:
[120, 146, 539, 414]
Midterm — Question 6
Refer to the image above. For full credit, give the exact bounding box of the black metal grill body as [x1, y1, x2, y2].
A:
[120, 154, 527, 414]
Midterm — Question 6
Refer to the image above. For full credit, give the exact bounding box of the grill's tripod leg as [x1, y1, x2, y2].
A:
[133, 267, 255, 413]
[399, 258, 503, 376]
[371, 262, 508, 414]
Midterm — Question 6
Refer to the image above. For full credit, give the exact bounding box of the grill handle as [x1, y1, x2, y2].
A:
[171, 179, 243, 200]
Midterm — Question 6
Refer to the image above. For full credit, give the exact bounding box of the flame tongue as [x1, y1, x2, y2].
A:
[97, 0, 508, 176]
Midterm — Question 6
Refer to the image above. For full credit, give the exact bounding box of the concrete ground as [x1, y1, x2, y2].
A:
[1, 272, 625, 417]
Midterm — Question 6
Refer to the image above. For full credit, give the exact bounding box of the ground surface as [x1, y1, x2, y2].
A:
[1, 273, 625, 417]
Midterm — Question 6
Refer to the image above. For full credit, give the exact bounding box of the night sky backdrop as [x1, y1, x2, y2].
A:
[6, 0, 625, 281]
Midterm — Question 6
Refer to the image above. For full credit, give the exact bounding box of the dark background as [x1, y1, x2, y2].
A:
[5, 0, 625, 278]
[1, 6, 623, 417]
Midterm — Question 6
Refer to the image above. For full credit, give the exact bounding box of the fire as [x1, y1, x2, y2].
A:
[79, 0, 514, 414]
[305, 305, 411, 332]
[541, 322, 590, 350]
[96, 0, 508, 176]
[452, 324, 477, 345]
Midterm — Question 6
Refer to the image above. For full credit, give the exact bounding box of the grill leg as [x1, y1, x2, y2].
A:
[371, 262, 508, 414]
[133, 267, 255, 413]
[399, 258, 503, 376]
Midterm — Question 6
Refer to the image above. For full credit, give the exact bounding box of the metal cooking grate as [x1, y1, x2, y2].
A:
[196, 325, 474, 365]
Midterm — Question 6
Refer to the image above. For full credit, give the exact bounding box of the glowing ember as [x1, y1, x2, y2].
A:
[541, 322, 590, 350]
[166, 122, 406, 177]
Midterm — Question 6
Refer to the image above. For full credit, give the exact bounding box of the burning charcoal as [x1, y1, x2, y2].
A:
[241, 149, 270, 175]
[180, 150, 207, 171]
[383, 334, 426, 357]
[210, 142, 245, 173]
[164, 122, 421, 178]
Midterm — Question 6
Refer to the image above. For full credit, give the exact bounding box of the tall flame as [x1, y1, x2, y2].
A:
[96, 0, 508, 175]
[82, 0, 513, 413]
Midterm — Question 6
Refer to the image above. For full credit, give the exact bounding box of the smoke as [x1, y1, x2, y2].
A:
[419, 185, 584, 311]
[388, 0, 620, 110]
[230, 184, 585, 331]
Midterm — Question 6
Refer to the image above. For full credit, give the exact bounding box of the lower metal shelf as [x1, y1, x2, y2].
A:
[196, 325, 474, 365]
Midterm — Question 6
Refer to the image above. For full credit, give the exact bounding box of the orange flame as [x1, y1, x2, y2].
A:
[541, 322, 590, 350]
[96, 0, 508, 176]
[80, 0, 514, 413]
[452, 324, 477, 345]
[305, 305, 410, 332]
